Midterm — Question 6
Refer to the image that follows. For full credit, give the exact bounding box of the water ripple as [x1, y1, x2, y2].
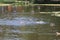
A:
[0, 17, 48, 26]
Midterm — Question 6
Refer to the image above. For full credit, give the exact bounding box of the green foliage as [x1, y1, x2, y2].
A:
[12, 1, 29, 6]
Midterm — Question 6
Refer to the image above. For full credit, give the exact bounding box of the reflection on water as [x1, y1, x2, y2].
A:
[0, 17, 49, 26]
[0, 12, 59, 40]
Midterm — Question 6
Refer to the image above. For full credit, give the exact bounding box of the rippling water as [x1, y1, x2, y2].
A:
[0, 17, 49, 26]
[0, 12, 59, 40]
